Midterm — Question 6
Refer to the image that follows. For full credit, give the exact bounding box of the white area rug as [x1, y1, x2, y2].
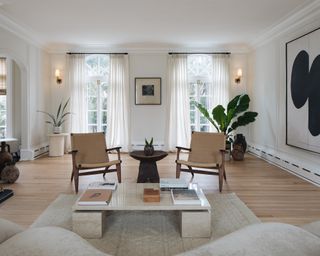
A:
[31, 193, 260, 256]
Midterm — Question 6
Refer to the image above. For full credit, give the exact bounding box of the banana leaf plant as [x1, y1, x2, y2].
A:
[194, 94, 258, 142]
[38, 98, 71, 128]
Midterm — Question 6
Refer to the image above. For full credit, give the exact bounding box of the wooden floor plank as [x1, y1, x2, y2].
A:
[0, 153, 319, 227]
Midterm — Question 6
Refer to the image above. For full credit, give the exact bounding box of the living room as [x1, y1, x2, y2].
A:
[0, 0, 320, 255]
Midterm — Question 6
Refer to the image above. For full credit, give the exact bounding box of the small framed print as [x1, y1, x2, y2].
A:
[135, 77, 161, 105]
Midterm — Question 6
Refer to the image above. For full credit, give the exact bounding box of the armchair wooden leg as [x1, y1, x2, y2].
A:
[218, 166, 224, 193]
[74, 168, 79, 194]
[223, 168, 227, 181]
[71, 168, 74, 181]
[103, 166, 109, 178]
[116, 164, 121, 183]
[176, 163, 181, 178]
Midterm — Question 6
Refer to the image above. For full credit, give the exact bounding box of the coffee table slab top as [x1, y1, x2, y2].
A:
[73, 183, 211, 211]
[129, 150, 168, 161]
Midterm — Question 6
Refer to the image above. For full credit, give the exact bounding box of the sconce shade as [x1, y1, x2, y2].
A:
[235, 68, 242, 84]
[237, 69, 242, 77]
[55, 69, 62, 84]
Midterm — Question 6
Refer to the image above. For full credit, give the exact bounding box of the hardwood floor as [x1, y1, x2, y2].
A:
[0, 153, 320, 228]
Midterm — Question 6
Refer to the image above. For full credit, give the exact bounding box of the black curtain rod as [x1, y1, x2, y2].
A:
[168, 52, 230, 55]
[66, 52, 128, 55]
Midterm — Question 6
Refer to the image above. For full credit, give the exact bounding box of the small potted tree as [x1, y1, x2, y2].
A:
[194, 94, 258, 159]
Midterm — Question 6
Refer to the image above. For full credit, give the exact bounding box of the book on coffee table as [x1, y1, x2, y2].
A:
[171, 189, 201, 205]
[88, 181, 117, 190]
[78, 189, 112, 205]
[160, 178, 189, 190]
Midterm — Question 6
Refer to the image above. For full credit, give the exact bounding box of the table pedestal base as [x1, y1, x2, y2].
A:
[180, 210, 211, 238]
[72, 211, 105, 238]
[137, 161, 160, 183]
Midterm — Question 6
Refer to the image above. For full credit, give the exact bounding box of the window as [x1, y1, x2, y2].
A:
[188, 55, 213, 132]
[0, 58, 7, 138]
[85, 55, 110, 133]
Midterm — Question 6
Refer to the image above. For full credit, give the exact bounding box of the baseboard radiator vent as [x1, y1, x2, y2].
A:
[248, 145, 320, 186]
[131, 143, 165, 151]
[33, 144, 49, 159]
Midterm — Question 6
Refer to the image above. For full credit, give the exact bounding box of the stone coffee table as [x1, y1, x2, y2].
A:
[72, 183, 211, 239]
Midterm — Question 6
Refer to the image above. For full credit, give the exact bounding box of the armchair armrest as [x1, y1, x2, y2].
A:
[106, 146, 122, 152]
[106, 147, 121, 161]
[176, 146, 191, 161]
[176, 146, 191, 151]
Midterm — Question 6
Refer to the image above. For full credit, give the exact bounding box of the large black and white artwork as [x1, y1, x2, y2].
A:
[286, 27, 320, 154]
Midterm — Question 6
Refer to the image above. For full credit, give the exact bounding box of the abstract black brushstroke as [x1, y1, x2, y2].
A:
[291, 50, 320, 136]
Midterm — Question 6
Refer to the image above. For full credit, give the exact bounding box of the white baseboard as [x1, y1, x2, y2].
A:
[248, 144, 320, 186]
[20, 143, 49, 161]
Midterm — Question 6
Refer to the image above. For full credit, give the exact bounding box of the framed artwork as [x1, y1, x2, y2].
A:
[135, 77, 161, 105]
[286, 27, 320, 154]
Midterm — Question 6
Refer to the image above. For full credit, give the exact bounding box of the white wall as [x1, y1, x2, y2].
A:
[129, 53, 168, 147]
[247, 11, 320, 183]
[0, 26, 51, 160]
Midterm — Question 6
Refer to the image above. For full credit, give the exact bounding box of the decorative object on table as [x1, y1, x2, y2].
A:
[135, 77, 161, 105]
[129, 150, 168, 183]
[38, 98, 71, 134]
[1, 163, 19, 183]
[233, 133, 247, 152]
[176, 132, 227, 192]
[143, 188, 160, 202]
[286, 27, 320, 154]
[231, 144, 245, 161]
[194, 94, 258, 144]
[144, 137, 154, 156]
[0, 187, 14, 204]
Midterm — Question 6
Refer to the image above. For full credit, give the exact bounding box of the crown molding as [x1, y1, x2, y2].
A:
[250, 0, 320, 49]
[45, 44, 251, 55]
[0, 9, 45, 49]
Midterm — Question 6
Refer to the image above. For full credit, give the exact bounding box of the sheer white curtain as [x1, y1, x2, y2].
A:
[68, 54, 88, 133]
[107, 54, 130, 151]
[167, 54, 191, 151]
[207, 54, 230, 132]
[211, 54, 230, 109]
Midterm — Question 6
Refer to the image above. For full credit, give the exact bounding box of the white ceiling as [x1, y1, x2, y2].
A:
[0, 0, 315, 51]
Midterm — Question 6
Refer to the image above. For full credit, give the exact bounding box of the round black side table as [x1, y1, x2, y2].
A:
[129, 150, 168, 183]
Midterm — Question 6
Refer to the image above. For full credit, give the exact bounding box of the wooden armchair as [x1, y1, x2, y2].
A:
[70, 132, 122, 193]
[176, 132, 227, 192]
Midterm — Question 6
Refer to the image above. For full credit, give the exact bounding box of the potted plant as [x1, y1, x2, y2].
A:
[38, 98, 71, 134]
[144, 137, 154, 156]
[194, 94, 258, 151]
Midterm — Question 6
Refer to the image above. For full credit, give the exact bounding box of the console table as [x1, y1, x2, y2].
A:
[129, 150, 168, 183]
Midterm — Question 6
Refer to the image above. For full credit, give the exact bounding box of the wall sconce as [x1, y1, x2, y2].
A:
[235, 68, 242, 84]
[55, 69, 62, 84]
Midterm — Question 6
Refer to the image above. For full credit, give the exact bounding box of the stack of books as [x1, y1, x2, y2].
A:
[78, 189, 112, 206]
[160, 178, 189, 191]
[87, 181, 117, 190]
[171, 189, 201, 205]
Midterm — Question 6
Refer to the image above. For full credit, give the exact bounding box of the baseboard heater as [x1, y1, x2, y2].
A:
[248, 145, 320, 186]
[131, 144, 165, 150]
[33, 145, 49, 159]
